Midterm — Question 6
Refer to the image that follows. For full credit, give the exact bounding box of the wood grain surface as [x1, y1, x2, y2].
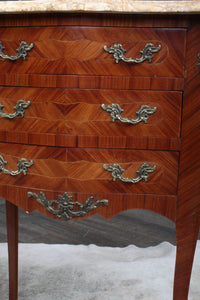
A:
[0, 27, 186, 78]
[0, 88, 182, 138]
[0, 144, 179, 195]
[0, 13, 199, 300]
[173, 21, 200, 300]
[0, 73, 184, 91]
[0, 13, 189, 28]
[0, 198, 177, 247]
[6, 201, 18, 300]
[1, 188, 177, 223]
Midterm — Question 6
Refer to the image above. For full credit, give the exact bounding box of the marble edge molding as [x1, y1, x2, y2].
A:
[0, 1, 200, 14]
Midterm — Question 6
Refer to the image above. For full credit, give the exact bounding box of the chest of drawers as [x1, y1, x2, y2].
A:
[0, 10, 199, 300]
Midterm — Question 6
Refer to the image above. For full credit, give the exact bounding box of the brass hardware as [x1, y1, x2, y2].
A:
[0, 100, 31, 119]
[198, 53, 200, 70]
[101, 104, 157, 124]
[103, 163, 156, 183]
[0, 155, 33, 176]
[27, 191, 109, 221]
[0, 41, 33, 61]
[103, 43, 161, 64]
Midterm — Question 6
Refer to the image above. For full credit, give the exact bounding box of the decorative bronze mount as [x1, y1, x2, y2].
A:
[27, 191, 109, 221]
[103, 43, 161, 64]
[0, 100, 31, 119]
[0, 41, 33, 61]
[0, 155, 33, 176]
[103, 163, 156, 183]
[101, 104, 157, 124]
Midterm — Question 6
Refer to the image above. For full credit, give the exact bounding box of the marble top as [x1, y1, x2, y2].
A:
[0, 0, 200, 14]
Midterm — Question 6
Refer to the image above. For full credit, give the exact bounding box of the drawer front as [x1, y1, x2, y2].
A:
[0, 143, 179, 196]
[0, 87, 182, 140]
[0, 27, 186, 77]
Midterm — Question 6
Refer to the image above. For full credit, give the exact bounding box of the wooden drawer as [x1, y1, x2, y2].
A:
[0, 26, 186, 77]
[0, 87, 182, 144]
[0, 143, 179, 196]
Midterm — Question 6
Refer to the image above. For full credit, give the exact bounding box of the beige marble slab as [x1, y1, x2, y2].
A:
[0, 0, 199, 14]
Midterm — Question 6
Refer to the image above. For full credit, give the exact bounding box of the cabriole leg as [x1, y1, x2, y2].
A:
[6, 201, 18, 300]
[173, 212, 200, 300]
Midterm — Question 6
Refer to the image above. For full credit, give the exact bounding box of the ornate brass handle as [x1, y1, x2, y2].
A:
[103, 163, 156, 183]
[27, 191, 109, 221]
[0, 41, 33, 61]
[0, 100, 31, 119]
[101, 104, 156, 124]
[103, 43, 161, 64]
[0, 155, 33, 176]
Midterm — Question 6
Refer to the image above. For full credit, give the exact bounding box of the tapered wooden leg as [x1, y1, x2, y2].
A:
[6, 201, 18, 300]
[173, 212, 200, 300]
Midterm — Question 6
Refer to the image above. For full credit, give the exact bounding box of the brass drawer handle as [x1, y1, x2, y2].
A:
[103, 43, 161, 64]
[103, 163, 156, 183]
[0, 155, 33, 176]
[27, 191, 109, 221]
[0, 41, 33, 61]
[0, 100, 31, 119]
[101, 104, 156, 124]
